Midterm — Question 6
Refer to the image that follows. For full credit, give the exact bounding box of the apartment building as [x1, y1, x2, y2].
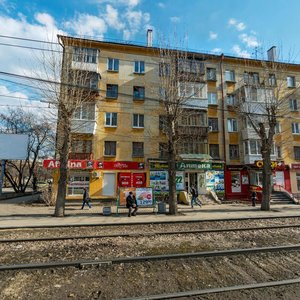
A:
[44, 33, 300, 200]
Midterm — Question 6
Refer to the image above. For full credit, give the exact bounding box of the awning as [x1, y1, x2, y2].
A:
[179, 154, 212, 161]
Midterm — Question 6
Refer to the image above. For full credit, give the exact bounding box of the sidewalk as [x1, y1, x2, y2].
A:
[0, 196, 299, 228]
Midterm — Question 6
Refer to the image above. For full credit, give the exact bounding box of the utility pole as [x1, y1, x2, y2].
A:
[0, 160, 5, 195]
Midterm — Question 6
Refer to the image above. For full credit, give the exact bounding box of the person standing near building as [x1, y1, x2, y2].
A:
[126, 191, 138, 217]
[251, 191, 257, 207]
[81, 187, 92, 209]
[191, 185, 201, 208]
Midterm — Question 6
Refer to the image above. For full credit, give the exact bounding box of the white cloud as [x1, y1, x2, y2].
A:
[170, 16, 180, 23]
[209, 31, 218, 40]
[64, 14, 107, 37]
[158, 2, 165, 8]
[239, 33, 260, 48]
[211, 48, 222, 54]
[228, 18, 246, 31]
[232, 44, 251, 58]
[35, 13, 56, 29]
[103, 4, 124, 31]
[96, 0, 140, 7]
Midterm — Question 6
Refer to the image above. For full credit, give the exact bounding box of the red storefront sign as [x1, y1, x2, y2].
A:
[117, 172, 146, 188]
[118, 173, 132, 187]
[291, 164, 300, 170]
[133, 173, 146, 187]
[43, 159, 95, 169]
[95, 161, 144, 170]
[43, 160, 145, 170]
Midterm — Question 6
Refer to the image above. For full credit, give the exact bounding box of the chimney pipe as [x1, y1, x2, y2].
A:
[147, 29, 153, 47]
[267, 46, 277, 61]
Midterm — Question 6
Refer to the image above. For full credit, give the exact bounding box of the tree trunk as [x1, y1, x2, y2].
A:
[54, 118, 71, 217]
[261, 151, 272, 211]
[168, 137, 177, 215]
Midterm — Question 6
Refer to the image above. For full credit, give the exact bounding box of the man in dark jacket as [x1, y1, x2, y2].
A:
[81, 187, 92, 209]
[191, 186, 202, 208]
[126, 191, 138, 217]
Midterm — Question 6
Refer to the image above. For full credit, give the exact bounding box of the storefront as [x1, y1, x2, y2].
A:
[289, 163, 300, 196]
[43, 159, 146, 199]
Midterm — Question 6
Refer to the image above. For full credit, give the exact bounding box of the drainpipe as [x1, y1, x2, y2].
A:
[219, 54, 227, 199]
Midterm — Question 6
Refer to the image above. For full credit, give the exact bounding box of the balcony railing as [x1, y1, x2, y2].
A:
[177, 126, 208, 136]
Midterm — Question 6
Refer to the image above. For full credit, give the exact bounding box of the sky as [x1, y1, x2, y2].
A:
[1, 0, 300, 109]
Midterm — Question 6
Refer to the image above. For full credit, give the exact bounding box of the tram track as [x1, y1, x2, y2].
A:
[1, 223, 300, 243]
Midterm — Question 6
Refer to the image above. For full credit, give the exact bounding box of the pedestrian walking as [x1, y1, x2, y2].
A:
[251, 191, 257, 207]
[81, 187, 92, 209]
[126, 191, 138, 217]
[191, 185, 202, 208]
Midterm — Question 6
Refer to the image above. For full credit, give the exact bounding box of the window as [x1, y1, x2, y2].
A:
[229, 145, 239, 159]
[292, 123, 300, 134]
[106, 84, 118, 99]
[227, 94, 236, 106]
[297, 173, 300, 190]
[159, 143, 168, 159]
[159, 115, 167, 130]
[179, 82, 206, 99]
[244, 141, 249, 155]
[159, 63, 170, 76]
[277, 146, 282, 158]
[105, 112, 117, 127]
[208, 118, 218, 131]
[73, 104, 95, 120]
[67, 174, 90, 196]
[71, 140, 92, 154]
[107, 58, 119, 71]
[132, 142, 144, 157]
[133, 114, 144, 128]
[89, 73, 99, 90]
[207, 68, 216, 81]
[73, 47, 97, 63]
[159, 87, 167, 100]
[249, 140, 261, 155]
[209, 144, 220, 158]
[104, 141, 116, 156]
[178, 59, 204, 74]
[243, 72, 259, 85]
[275, 122, 281, 134]
[287, 76, 296, 88]
[268, 74, 276, 86]
[134, 61, 145, 74]
[208, 92, 217, 105]
[228, 118, 237, 132]
[225, 70, 235, 82]
[294, 146, 300, 160]
[289, 99, 298, 111]
[133, 86, 145, 100]
[180, 113, 206, 127]
[181, 141, 206, 154]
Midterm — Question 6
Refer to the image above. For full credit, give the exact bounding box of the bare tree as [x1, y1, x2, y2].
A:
[33, 36, 99, 217]
[158, 41, 207, 215]
[0, 108, 53, 193]
[235, 57, 299, 210]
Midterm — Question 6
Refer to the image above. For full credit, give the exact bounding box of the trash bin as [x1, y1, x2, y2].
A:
[157, 202, 166, 214]
[103, 206, 111, 216]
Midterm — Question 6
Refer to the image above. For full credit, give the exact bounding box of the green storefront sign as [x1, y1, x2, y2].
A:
[176, 161, 212, 170]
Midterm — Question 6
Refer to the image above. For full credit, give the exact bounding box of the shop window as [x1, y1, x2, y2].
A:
[67, 174, 89, 196]
[104, 141, 116, 156]
[132, 142, 144, 157]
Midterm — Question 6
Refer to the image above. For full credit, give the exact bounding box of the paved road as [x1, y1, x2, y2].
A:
[0, 195, 299, 228]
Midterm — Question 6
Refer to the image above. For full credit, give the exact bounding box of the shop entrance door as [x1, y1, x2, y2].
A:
[102, 173, 115, 196]
[198, 172, 206, 194]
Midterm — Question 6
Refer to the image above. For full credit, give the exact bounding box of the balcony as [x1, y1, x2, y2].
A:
[243, 154, 277, 164]
[177, 126, 208, 137]
[71, 119, 96, 134]
[241, 128, 258, 140]
[69, 153, 93, 160]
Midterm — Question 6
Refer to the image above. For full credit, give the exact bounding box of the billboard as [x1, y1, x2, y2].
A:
[0, 134, 29, 160]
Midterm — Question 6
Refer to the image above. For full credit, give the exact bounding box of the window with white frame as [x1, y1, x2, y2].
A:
[229, 144, 239, 159]
[179, 82, 206, 99]
[244, 141, 249, 155]
[134, 61, 145, 74]
[244, 72, 259, 85]
[227, 94, 236, 106]
[105, 112, 117, 127]
[104, 141, 116, 156]
[180, 112, 205, 127]
[292, 123, 300, 134]
[133, 114, 144, 128]
[159, 63, 170, 77]
[287, 76, 296, 88]
[208, 118, 218, 131]
[294, 146, 300, 160]
[67, 174, 90, 196]
[73, 47, 97, 63]
[275, 122, 281, 134]
[225, 70, 235, 82]
[132, 142, 144, 157]
[208, 92, 217, 105]
[277, 145, 282, 158]
[107, 58, 119, 71]
[89, 73, 99, 90]
[228, 118, 237, 132]
[289, 99, 298, 111]
[73, 104, 95, 120]
[133, 86, 145, 100]
[249, 140, 261, 155]
[178, 59, 204, 74]
[268, 74, 276, 86]
[159, 87, 167, 100]
[181, 141, 206, 154]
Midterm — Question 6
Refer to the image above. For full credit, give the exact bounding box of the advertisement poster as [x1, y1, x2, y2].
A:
[176, 172, 185, 190]
[206, 171, 215, 191]
[132, 173, 146, 187]
[136, 188, 153, 206]
[150, 171, 168, 191]
[118, 173, 131, 187]
[214, 171, 224, 196]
